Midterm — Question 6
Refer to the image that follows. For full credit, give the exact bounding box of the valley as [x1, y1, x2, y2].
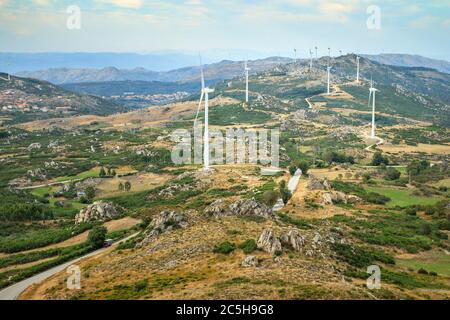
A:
[0, 54, 449, 301]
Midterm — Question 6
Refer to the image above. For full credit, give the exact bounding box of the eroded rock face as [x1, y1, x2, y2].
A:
[75, 201, 118, 224]
[205, 198, 275, 219]
[204, 199, 229, 217]
[140, 211, 187, 246]
[241, 255, 259, 268]
[280, 229, 306, 251]
[229, 198, 275, 218]
[257, 229, 282, 254]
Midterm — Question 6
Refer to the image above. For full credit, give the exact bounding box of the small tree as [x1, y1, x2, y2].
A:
[99, 167, 106, 177]
[88, 226, 107, 249]
[118, 182, 124, 191]
[384, 168, 401, 181]
[107, 167, 112, 176]
[262, 190, 279, 207]
[124, 181, 131, 192]
[112, 169, 117, 177]
[289, 165, 297, 176]
[85, 186, 96, 200]
[371, 152, 389, 166]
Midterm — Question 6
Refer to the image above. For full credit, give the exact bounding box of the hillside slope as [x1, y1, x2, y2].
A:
[0, 75, 125, 124]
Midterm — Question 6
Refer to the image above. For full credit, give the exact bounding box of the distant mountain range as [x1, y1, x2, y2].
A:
[0, 52, 216, 73]
[361, 54, 450, 74]
[16, 57, 293, 85]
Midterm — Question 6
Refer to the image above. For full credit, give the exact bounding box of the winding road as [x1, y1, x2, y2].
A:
[0, 232, 140, 300]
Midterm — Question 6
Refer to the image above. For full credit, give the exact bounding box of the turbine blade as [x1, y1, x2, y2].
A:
[194, 91, 204, 126]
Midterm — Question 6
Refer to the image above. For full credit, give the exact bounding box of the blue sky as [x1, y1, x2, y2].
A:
[0, 0, 449, 60]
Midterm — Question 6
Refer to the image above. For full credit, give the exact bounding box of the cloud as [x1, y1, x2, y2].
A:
[96, 0, 144, 9]
[31, 0, 52, 6]
[410, 15, 440, 28]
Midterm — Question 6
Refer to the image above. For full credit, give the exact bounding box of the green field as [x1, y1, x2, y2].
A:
[55, 167, 99, 182]
[397, 251, 450, 277]
[365, 186, 442, 207]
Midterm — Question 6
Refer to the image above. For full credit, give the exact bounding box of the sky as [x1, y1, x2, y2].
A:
[0, 0, 449, 60]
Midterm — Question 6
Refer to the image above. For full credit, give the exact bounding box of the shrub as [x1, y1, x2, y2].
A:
[405, 207, 417, 216]
[417, 268, 428, 275]
[88, 226, 107, 249]
[384, 168, 401, 181]
[419, 223, 432, 235]
[213, 241, 235, 254]
[371, 152, 389, 166]
[262, 191, 279, 207]
[238, 239, 257, 254]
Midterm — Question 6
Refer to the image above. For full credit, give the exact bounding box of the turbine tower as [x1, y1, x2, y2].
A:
[244, 61, 250, 103]
[326, 47, 331, 95]
[194, 60, 214, 171]
[315, 46, 318, 59]
[369, 79, 379, 138]
[356, 56, 360, 85]
[309, 49, 313, 70]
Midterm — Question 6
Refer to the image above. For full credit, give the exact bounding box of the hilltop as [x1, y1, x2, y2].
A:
[0, 75, 126, 124]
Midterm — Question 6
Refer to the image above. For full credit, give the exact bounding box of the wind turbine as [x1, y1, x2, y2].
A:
[294, 48, 297, 65]
[326, 47, 331, 95]
[194, 59, 214, 171]
[315, 46, 318, 59]
[356, 56, 360, 85]
[368, 79, 379, 138]
[244, 61, 250, 103]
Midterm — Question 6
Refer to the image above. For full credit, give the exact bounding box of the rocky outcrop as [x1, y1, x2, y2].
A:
[27, 168, 47, 180]
[204, 199, 229, 217]
[307, 178, 331, 190]
[75, 201, 118, 224]
[241, 256, 259, 268]
[27, 143, 41, 151]
[280, 229, 306, 251]
[205, 198, 276, 219]
[257, 229, 282, 254]
[140, 211, 187, 246]
[321, 191, 361, 205]
[230, 198, 275, 218]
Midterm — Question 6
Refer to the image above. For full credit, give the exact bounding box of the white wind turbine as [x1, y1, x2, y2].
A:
[244, 60, 250, 103]
[356, 55, 360, 85]
[368, 79, 379, 138]
[194, 60, 214, 171]
[326, 47, 331, 95]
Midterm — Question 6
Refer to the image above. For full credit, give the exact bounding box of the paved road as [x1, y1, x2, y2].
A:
[273, 169, 302, 211]
[0, 232, 140, 300]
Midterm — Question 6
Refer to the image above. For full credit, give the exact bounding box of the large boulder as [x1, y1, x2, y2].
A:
[241, 255, 259, 268]
[257, 229, 282, 254]
[75, 201, 118, 224]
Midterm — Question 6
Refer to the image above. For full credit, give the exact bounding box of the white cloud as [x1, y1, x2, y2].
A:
[32, 0, 52, 6]
[410, 15, 440, 28]
[96, 0, 144, 9]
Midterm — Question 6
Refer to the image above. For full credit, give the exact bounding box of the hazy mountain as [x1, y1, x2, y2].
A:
[0, 52, 215, 73]
[361, 54, 450, 74]
[16, 57, 293, 85]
